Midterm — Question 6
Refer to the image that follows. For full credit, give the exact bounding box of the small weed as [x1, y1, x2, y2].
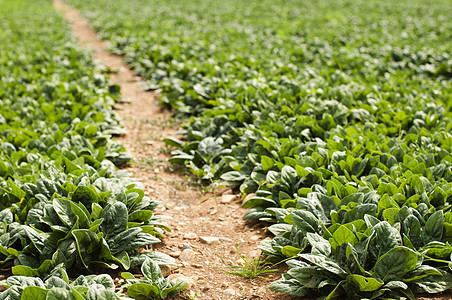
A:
[216, 245, 282, 279]
[136, 157, 163, 170]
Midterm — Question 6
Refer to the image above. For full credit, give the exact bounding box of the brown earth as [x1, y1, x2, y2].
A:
[52, 1, 452, 299]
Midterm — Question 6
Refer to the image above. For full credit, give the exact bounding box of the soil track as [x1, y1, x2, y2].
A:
[53, 1, 298, 299]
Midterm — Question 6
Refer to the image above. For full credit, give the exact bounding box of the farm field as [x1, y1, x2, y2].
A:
[65, 0, 452, 298]
[0, 0, 188, 298]
[1, 0, 451, 299]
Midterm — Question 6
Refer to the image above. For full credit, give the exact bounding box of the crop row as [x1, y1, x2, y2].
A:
[0, 0, 188, 298]
[66, 0, 452, 298]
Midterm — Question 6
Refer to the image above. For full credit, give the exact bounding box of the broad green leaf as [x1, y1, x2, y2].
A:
[21, 286, 48, 299]
[127, 283, 159, 299]
[372, 246, 418, 282]
[330, 225, 358, 250]
[141, 258, 164, 283]
[346, 274, 383, 292]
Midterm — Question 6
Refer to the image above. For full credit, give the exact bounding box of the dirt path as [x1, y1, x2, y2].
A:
[53, 1, 298, 299]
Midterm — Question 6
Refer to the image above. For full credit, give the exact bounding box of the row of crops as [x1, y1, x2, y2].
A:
[66, 0, 452, 298]
[0, 0, 189, 298]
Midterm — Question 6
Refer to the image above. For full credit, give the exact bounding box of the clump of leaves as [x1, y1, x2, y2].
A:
[216, 246, 282, 279]
[0, 260, 189, 300]
[121, 257, 189, 299]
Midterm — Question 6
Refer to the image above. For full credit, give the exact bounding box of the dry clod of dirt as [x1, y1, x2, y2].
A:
[179, 249, 196, 261]
[199, 236, 220, 244]
[159, 265, 172, 277]
[219, 237, 234, 243]
[221, 194, 237, 204]
[183, 232, 198, 240]
[169, 250, 181, 258]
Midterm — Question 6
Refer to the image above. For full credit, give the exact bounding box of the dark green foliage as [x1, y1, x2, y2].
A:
[65, 0, 452, 297]
[0, 0, 174, 295]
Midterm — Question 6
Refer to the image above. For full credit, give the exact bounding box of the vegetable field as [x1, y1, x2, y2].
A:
[2, 0, 452, 298]
[0, 0, 188, 298]
[66, 0, 452, 298]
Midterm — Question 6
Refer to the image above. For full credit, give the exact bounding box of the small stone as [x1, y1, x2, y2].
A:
[180, 243, 193, 250]
[182, 261, 191, 267]
[218, 216, 225, 221]
[169, 251, 181, 258]
[222, 188, 233, 195]
[224, 288, 236, 296]
[250, 235, 261, 241]
[179, 248, 195, 261]
[199, 236, 220, 244]
[183, 233, 198, 240]
[159, 265, 171, 277]
[219, 237, 234, 243]
[221, 194, 236, 204]
[191, 263, 203, 268]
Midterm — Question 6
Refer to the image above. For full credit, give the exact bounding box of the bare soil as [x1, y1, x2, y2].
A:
[52, 1, 452, 299]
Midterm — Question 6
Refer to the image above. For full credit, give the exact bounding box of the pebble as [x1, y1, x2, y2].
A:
[224, 288, 236, 296]
[191, 263, 203, 268]
[221, 194, 236, 204]
[250, 235, 261, 241]
[180, 243, 193, 250]
[219, 237, 234, 243]
[183, 232, 198, 240]
[182, 261, 191, 267]
[169, 251, 181, 258]
[199, 236, 220, 244]
[179, 248, 195, 261]
[159, 265, 171, 277]
[222, 188, 233, 195]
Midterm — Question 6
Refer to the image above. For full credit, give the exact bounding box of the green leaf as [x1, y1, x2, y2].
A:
[12, 265, 39, 277]
[21, 286, 48, 299]
[100, 202, 128, 237]
[372, 246, 418, 282]
[72, 186, 99, 209]
[281, 166, 297, 187]
[161, 277, 188, 298]
[121, 272, 135, 280]
[346, 274, 383, 292]
[424, 210, 444, 243]
[113, 251, 130, 270]
[300, 253, 347, 277]
[46, 287, 76, 300]
[269, 279, 308, 297]
[330, 225, 358, 250]
[127, 283, 159, 299]
[72, 229, 101, 269]
[261, 155, 274, 172]
[141, 257, 164, 283]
